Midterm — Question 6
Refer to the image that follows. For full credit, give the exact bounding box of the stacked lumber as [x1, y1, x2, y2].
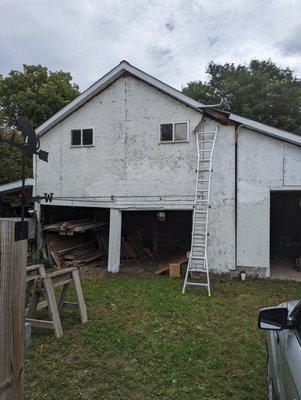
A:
[45, 233, 105, 269]
[121, 235, 153, 260]
[43, 219, 108, 236]
[44, 221, 153, 269]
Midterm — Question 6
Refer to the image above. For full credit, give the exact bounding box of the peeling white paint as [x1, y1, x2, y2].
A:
[35, 74, 301, 276]
[237, 128, 301, 275]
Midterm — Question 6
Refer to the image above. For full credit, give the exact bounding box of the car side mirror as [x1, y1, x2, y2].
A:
[258, 307, 289, 331]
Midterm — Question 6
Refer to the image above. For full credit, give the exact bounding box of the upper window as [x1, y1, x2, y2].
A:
[160, 122, 188, 143]
[71, 128, 93, 146]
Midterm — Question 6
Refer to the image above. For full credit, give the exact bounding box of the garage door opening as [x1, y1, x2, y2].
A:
[41, 205, 110, 269]
[121, 210, 192, 271]
[270, 192, 301, 280]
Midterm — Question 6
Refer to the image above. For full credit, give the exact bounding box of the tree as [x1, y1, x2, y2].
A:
[182, 60, 301, 134]
[0, 131, 32, 184]
[0, 65, 80, 184]
[0, 64, 80, 129]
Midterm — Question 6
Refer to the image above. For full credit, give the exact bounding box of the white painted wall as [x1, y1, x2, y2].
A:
[35, 75, 237, 272]
[237, 128, 301, 275]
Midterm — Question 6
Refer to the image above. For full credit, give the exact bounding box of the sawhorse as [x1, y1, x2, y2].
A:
[26, 265, 88, 338]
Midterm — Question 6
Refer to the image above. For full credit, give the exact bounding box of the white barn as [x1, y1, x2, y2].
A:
[34, 61, 301, 278]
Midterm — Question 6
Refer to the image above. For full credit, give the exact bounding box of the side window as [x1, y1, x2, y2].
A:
[71, 129, 81, 146]
[71, 128, 93, 146]
[82, 129, 93, 145]
[160, 124, 173, 142]
[174, 123, 188, 141]
[160, 122, 188, 143]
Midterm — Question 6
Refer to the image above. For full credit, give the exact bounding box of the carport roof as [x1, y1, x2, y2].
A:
[0, 178, 34, 194]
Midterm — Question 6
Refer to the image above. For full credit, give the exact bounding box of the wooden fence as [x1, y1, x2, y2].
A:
[0, 219, 27, 400]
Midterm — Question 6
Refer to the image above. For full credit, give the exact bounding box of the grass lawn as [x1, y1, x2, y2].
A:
[25, 274, 301, 399]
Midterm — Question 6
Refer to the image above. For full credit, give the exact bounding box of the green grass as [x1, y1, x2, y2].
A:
[25, 275, 301, 399]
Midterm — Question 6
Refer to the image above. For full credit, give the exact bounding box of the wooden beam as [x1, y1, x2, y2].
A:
[0, 219, 27, 400]
[108, 209, 122, 273]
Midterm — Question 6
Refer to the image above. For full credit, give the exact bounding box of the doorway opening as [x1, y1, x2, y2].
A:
[121, 210, 192, 272]
[270, 191, 301, 280]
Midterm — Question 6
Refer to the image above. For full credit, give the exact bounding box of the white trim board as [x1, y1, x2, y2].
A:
[0, 178, 34, 193]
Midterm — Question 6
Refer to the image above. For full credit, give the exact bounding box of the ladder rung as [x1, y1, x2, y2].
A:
[197, 179, 210, 182]
[185, 282, 208, 286]
[191, 256, 206, 260]
[198, 131, 216, 135]
[194, 222, 206, 224]
[198, 169, 211, 172]
[199, 159, 211, 162]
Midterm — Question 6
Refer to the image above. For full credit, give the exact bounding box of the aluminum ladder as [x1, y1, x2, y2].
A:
[182, 125, 218, 296]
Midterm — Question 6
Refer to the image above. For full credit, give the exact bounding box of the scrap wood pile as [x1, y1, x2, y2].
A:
[43, 219, 153, 269]
[43, 219, 107, 236]
[154, 252, 188, 277]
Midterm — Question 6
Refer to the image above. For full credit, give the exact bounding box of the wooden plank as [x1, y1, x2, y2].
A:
[169, 263, 181, 278]
[63, 301, 78, 309]
[154, 255, 188, 276]
[58, 283, 70, 313]
[25, 319, 54, 330]
[0, 219, 27, 400]
[71, 269, 88, 324]
[43, 277, 63, 338]
[57, 241, 95, 255]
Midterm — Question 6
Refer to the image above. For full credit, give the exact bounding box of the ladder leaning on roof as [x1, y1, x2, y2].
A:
[182, 123, 218, 296]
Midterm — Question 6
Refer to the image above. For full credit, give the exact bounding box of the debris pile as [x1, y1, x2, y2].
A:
[43, 219, 153, 269]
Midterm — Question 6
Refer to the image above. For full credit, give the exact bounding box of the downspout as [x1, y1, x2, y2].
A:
[234, 124, 243, 269]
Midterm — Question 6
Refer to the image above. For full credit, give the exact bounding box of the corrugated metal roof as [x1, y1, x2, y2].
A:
[229, 113, 301, 146]
[0, 178, 34, 193]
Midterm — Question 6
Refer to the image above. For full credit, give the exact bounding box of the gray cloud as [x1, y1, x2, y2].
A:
[0, 0, 300, 92]
[277, 26, 301, 56]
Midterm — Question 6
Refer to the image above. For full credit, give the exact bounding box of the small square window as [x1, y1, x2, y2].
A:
[160, 124, 173, 141]
[174, 123, 187, 141]
[71, 129, 81, 146]
[83, 129, 93, 145]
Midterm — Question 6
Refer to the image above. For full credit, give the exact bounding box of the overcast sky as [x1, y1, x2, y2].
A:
[1, 0, 300, 91]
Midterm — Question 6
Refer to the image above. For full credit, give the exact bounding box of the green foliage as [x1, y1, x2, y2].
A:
[0, 131, 32, 183]
[0, 65, 80, 184]
[0, 64, 80, 129]
[183, 59, 301, 133]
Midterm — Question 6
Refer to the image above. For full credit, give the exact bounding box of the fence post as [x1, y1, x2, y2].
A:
[0, 219, 27, 400]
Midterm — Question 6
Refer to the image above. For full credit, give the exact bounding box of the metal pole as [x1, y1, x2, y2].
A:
[21, 144, 26, 238]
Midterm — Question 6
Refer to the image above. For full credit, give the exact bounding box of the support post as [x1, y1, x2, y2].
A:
[152, 217, 158, 254]
[108, 209, 122, 273]
[33, 202, 43, 262]
[0, 219, 27, 400]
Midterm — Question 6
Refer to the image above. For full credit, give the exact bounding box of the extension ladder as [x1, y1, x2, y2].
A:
[182, 125, 218, 296]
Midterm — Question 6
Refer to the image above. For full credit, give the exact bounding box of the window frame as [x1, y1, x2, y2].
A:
[159, 121, 189, 143]
[70, 128, 94, 147]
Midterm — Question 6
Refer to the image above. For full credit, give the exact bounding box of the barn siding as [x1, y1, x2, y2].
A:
[35, 75, 237, 273]
[237, 128, 301, 275]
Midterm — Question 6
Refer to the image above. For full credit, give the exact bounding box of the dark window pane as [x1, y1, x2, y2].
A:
[83, 129, 93, 145]
[71, 129, 81, 146]
[160, 124, 173, 141]
[174, 123, 187, 141]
